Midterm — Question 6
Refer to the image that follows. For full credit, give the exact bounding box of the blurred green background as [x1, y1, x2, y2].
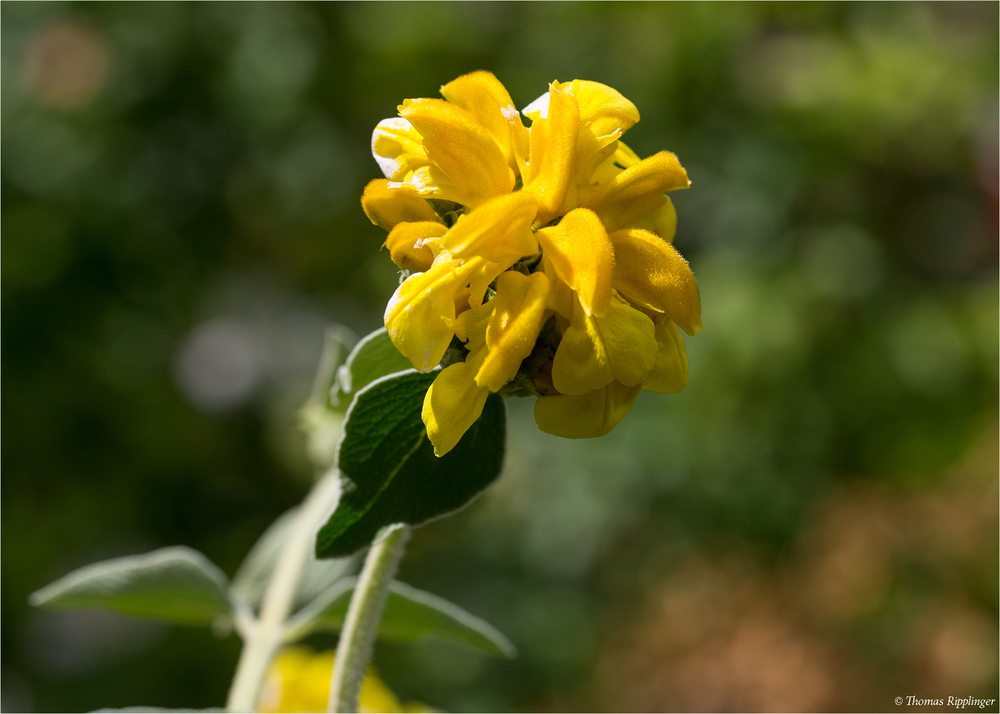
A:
[3, 2, 997, 712]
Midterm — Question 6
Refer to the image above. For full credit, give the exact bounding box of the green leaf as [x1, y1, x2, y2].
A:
[230, 508, 356, 613]
[30, 547, 232, 626]
[332, 328, 413, 406]
[284, 578, 516, 658]
[315, 370, 506, 558]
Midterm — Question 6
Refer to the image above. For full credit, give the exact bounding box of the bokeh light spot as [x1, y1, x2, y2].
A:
[23, 21, 111, 110]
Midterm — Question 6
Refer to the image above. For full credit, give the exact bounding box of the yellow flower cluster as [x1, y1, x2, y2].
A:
[362, 72, 701, 456]
[258, 647, 430, 713]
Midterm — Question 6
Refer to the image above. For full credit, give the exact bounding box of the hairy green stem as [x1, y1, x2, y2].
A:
[226, 468, 342, 712]
[328, 525, 411, 713]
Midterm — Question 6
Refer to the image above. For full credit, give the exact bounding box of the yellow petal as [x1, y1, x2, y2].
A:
[609, 227, 702, 334]
[586, 141, 641, 189]
[454, 296, 493, 351]
[567, 80, 640, 140]
[535, 208, 613, 317]
[467, 257, 508, 309]
[477, 271, 551, 391]
[549, 313, 614, 395]
[361, 179, 440, 232]
[440, 71, 529, 175]
[577, 141, 620, 193]
[565, 79, 640, 167]
[399, 98, 514, 208]
[371, 117, 429, 181]
[533, 380, 641, 439]
[522, 81, 580, 225]
[436, 191, 538, 263]
[602, 296, 659, 386]
[551, 296, 657, 394]
[384, 258, 480, 371]
[395, 163, 462, 203]
[623, 194, 677, 242]
[422, 357, 489, 457]
[585, 151, 690, 231]
[384, 221, 443, 272]
[543, 266, 576, 319]
[643, 319, 688, 394]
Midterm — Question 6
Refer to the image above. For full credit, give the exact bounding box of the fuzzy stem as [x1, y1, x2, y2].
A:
[226, 468, 342, 712]
[328, 525, 411, 713]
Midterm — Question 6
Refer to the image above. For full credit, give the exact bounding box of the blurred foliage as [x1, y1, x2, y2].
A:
[2, 2, 997, 712]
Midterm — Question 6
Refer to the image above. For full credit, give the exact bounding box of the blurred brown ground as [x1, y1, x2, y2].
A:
[592, 426, 998, 712]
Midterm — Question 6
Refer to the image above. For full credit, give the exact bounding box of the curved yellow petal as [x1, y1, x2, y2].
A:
[394, 164, 462, 203]
[399, 98, 514, 208]
[549, 314, 614, 395]
[585, 151, 690, 231]
[436, 191, 538, 262]
[609, 227, 702, 335]
[454, 296, 493, 350]
[643, 319, 688, 394]
[422, 357, 489, 456]
[565, 79, 640, 167]
[384, 221, 443, 272]
[535, 208, 613, 317]
[361, 180, 440, 232]
[551, 296, 657, 394]
[567, 80, 640, 140]
[384, 258, 481, 371]
[543, 267, 576, 319]
[612, 140, 641, 168]
[371, 117, 429, 181]
[440, 71, 529, 174]
[577, 141, 620, 196]
[477, 271, 551, 391]
[526, 82, 639, 197]
[522, 81, 579, 225]
[467, 257, 508, 309]
[587, 141, 641, 188]
[602, 296, 659, 386]
[533, 380, 641, 439]
[623, 194, 677, 242]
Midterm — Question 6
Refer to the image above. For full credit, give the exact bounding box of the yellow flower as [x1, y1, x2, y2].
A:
[258, 647, 431, 714]
[422, 269, 551, 455]
[362, 72, 700, 455]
